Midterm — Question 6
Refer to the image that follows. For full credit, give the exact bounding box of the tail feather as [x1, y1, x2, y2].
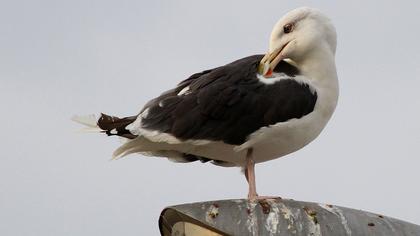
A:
[71, 114, 102, 132]
[72, 113, 138, 139]
[111, 136, 174, 160]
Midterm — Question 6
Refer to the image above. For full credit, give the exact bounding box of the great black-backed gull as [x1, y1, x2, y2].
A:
[73, 7, 339, 201]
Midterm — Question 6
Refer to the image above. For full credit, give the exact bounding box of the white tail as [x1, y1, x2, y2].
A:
[71, 114, 102, 132]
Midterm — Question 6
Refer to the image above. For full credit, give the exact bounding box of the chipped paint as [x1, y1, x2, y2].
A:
[305, 216, 321, 236]
[279, 203, 297, 234]
[246, 201, 258, 235]
[332, 206, 352, 235]
[303, 206, 321, 236]
[319, 204, 352, 236]
[303, 207, 318, 224]
[280, 203, 294, 221]
[205, 204, 219, 224]
[265, 202, 280, 235]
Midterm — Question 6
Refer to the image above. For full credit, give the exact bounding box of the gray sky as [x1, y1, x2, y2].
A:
[1, 0, 419, 235]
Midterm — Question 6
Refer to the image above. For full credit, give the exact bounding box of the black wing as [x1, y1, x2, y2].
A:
[140, 55, 317, 145]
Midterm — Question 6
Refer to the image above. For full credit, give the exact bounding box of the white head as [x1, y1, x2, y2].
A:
[259, 7, 337, 76]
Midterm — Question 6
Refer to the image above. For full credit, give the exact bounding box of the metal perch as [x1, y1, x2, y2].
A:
[159, 199, 420, 236]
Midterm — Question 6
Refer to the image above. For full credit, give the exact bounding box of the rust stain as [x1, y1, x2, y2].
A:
[303, 206, 319, 224]
[259, 200, 271, 214]
[247, 208, 251, 215]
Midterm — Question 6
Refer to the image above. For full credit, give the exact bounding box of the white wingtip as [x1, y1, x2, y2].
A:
[71, 114, 102, 132]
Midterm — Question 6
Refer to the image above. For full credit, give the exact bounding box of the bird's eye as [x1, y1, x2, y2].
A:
[283, 23, 294, 34]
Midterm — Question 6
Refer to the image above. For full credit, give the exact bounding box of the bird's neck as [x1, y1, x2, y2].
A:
[298, 44, 337, 83]
[298, 43, 339, 116]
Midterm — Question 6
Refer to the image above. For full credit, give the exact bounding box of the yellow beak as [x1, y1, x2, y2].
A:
[258, 42, 290, 77]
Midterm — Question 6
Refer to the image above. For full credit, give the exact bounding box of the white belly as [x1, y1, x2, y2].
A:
[178, 108, 330, 166]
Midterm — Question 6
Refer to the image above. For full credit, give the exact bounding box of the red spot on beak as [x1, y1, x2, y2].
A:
[265, 68, 273, 77]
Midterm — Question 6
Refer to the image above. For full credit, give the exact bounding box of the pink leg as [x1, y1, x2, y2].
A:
[245, 149, 282, 202]
[245, 149, 258, 201]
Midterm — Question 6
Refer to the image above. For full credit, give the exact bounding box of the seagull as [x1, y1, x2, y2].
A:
[73, 7, 338, 201]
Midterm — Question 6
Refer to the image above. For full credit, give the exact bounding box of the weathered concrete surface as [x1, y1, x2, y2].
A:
[159, 198, 420, 236]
